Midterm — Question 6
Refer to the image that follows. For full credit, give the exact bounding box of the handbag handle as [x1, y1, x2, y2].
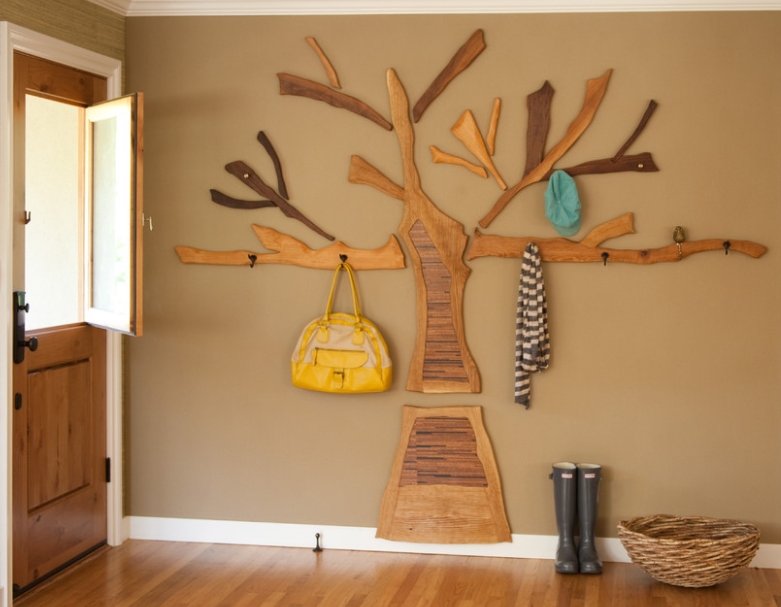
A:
[323, 262, 362, 321]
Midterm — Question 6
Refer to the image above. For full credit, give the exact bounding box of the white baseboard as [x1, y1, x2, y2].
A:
[127, 516, 780, 569]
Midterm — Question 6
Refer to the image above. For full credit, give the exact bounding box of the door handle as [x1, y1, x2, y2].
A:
[13, 291, 38, 364]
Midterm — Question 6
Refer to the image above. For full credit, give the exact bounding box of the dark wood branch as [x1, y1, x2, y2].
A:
[256, 131, 289, 199]
[278, 72, 392, 131]
[524, 81, 554, 177]
[210, 189, 276, 209]
[613, 100, 658, 161]
[225, 160, 335, 241]
[543, 152, 659, 179]
[412, 29, 486, 123]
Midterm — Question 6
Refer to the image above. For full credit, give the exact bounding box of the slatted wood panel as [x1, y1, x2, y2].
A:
[400, 417, 488, 487]
[14, 540, 781, 607]
[408, 220, 470, 387]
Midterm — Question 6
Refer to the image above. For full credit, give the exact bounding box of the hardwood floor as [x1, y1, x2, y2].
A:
[13, 540, 781, 606]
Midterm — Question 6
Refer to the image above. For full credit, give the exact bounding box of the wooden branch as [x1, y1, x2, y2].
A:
[256, 131, 289, 200]
[412, 29, 486, 123]
[613, 100, 657, 161]
[278, 73, 392, 131]
[452, 110, 506, 189]
[524, 81, 554, 177]
[487, 97, 501, 156]
[479, 69, 613, 228]
[544, 152, 659, 179]
[305, 36, 341, 89]
[210, 189, 276, 210]
[348, 155, 405, 200]
[467, 214, 767, 263]
[175, 225, 405, 270]
[430, 145, 488, 178]
[225, 160, 335, 241]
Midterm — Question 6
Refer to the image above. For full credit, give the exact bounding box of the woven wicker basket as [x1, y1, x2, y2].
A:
[618, 514, 760, 588]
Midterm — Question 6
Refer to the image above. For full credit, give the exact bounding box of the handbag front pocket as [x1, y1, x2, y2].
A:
[313, 348, 369, 369]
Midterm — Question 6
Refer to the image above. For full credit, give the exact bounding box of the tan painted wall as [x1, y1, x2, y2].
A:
[0, 0, 124, 63]
[125, 12, 781, 542]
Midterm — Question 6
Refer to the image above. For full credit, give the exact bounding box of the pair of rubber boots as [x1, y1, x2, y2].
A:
[550, 462, 603, 574]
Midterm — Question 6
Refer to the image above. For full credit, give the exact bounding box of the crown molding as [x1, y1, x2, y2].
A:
[86, 0, 781, 17]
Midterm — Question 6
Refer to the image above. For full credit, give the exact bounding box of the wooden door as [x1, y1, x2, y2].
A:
[12, 53, 109, 595]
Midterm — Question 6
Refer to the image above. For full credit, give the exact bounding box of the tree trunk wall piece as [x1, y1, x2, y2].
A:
[387, 68, 480, 393]
[376, 405, 511, 544]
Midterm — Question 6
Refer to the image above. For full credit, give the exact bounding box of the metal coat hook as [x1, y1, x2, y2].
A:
[142, 214, 153, 231]
[601, 251, 609, 266]
[23, 211, 32, 225]
[723, 241, 731, 255]
[339, 254, 348, 263]
[248, 254, 257, 268]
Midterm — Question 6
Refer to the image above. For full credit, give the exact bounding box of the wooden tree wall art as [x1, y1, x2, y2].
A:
[376, 406, 511, 544]
[175, 30, 768, 393]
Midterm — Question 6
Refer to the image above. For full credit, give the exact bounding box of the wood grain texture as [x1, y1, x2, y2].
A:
[479, 69, 613, 228]
[278, 72, 392, 130]
[524, 81, 554, 177]
[15, 540, 781, 607]
[175, 225, 405, 270]
[348, 155, 405, 200]
[412, 29, 486, 123]
[409, 220, 471, 389]
[385, 68, 480, 394]
[467, 213, 767, 263]
[376, 406, 511, 544]
[487, 97, 501, 156]
[400, 417, 488, 487]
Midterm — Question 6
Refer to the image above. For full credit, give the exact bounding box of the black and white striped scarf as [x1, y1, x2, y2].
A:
[515, 242, 550, 408]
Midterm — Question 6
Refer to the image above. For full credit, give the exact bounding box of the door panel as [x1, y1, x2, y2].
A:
[13, 324, 107, 591]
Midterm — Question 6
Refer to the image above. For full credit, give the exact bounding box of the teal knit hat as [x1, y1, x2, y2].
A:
[545, 170, 581, 236]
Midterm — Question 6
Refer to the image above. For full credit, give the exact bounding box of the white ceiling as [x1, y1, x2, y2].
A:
[87, 0, 781, 16]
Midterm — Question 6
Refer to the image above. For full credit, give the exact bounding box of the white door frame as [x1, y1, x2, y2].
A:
[0, 22, 126, 606]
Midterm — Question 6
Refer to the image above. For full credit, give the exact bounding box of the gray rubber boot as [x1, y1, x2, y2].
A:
[577, 463, 603, 574]
[550, 462, 578, 573]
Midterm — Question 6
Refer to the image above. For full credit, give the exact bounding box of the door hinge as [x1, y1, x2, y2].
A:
[105, 457, 111, 483]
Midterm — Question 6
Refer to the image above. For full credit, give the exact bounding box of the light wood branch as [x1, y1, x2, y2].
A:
[487, 97, 501, 156]
[467, 213, 767, 263]
[175, 225, 405, 270]
[305, 36, 341, 89]
[478, 69, 613, 228]
[348, 155, 405, 200]
[452, 110, 506, 189]
[430, 146, 488, 178]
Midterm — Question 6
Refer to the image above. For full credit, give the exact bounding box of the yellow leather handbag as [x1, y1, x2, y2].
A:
[291, 262, 392, 393]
